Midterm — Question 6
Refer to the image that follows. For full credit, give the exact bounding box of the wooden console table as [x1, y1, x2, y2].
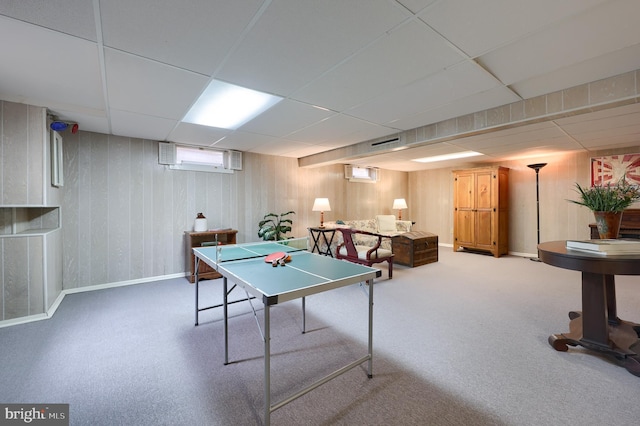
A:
[185, 229, 237, 283]
[538, 241, 640, 376]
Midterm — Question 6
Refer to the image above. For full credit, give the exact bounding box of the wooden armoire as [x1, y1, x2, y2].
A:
[453, 166, 509, 257]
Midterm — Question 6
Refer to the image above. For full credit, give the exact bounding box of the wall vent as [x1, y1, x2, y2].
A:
[158, 142, 176, 165]
[224, 150, 243, 170]
[371, 137, 399, 147]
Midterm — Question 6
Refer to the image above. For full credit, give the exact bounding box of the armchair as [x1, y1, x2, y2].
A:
[336, 228, 394, 279]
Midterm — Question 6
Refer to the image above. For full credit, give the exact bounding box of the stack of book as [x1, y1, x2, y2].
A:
[566, 239, 640, 255]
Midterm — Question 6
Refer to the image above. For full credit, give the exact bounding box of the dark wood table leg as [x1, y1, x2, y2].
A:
[605, 274, 619, 324]
[548, 272, 640, 376]
[581, 271, 610, 347]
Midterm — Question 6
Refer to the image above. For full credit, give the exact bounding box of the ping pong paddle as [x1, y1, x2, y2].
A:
[265, 252, 292, 266]
[265, 251, 286, 267]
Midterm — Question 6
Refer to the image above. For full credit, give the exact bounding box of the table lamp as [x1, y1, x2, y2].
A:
[392, 198, 408, 220]
[312, 198, 331, 228]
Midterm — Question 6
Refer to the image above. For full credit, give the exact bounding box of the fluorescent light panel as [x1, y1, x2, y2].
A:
[412, 151, 482, 163]
[183, 80, 283, 130]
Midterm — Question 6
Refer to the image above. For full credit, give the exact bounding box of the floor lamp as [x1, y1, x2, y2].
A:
[528, 163, 547, 262]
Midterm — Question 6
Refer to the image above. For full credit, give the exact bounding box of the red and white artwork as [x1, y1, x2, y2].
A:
[591, 154, 640, 186]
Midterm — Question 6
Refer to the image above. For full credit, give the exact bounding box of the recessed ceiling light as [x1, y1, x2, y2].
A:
[412, 151, 482, 163]
[183, 80, 283, 130]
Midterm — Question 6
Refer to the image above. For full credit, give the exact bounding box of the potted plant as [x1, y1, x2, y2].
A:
[568, 175, 640, 238]
[258, 211, 295, 241]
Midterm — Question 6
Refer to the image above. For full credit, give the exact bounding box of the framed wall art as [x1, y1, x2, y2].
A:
[590, 153, 640, 186]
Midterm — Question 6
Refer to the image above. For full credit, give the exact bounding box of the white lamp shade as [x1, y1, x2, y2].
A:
[312, 198, 331, 212]
[392, 198, 408, 210]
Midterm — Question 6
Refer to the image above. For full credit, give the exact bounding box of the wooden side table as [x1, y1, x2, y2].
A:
[308, 227, 337, 257]
[538, 241, 640, 376]
[185, 229, 237, 282]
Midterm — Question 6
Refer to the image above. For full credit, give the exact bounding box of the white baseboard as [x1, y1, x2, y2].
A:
[62, 272, 186, 295]
[0, 272, 188, 329]
[440, 242, 537, 259]
[0, 313, 50, 328]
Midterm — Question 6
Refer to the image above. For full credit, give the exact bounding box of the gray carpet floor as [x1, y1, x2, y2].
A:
[1, 247, 639, 425]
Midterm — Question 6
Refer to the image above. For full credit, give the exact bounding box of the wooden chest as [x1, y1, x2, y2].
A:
[392, 231, 438, 267]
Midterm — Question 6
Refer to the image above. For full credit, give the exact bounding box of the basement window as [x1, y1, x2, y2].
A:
[176, 145, 224, 167]
[344, 165, 379, 183]
[158, 142, 232, 173]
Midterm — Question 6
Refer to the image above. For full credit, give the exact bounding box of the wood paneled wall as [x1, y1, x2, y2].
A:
[57, 128, 640, 289]
[409, 146, 640, 255]
[60, 132, 408, 289]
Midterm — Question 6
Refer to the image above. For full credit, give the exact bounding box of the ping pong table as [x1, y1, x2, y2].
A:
[193, 239, 380, 425]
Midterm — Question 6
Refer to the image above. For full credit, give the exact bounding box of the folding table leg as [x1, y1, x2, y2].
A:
[264, 304, 271, 426]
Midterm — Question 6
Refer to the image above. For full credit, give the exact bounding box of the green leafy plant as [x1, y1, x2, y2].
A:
[258, 211, 295, 241]
[568, 175, 640, 212]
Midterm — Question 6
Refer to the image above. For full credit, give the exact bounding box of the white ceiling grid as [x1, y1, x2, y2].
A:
[0, 0, 639, 171]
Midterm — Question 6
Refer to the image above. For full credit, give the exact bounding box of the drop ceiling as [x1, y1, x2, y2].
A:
[1, 0, 640, 171]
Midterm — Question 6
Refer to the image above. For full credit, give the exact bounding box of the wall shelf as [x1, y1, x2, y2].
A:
[0, 207, 60, 236]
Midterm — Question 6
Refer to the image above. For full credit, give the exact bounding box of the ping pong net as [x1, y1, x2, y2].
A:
[214, 238, 308, 264]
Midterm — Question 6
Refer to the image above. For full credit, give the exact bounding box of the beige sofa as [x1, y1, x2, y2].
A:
[309, 215, 412, 256]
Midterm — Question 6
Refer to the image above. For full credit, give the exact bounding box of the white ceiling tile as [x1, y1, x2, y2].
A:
[478, 0, 640, 85]
[349, 61, 504, 125]
[212, 131, 286, 153]
[557, 104, 640, 133]
[468, 121, 556, 140]
[553, 103, 640, 150]
[580, 135, 640, 150]
[564, 121, 640, 144]
[407, 142, 475, 158]
[390, 86, 520, 131]
[584, 125, 640, 141]
[239, 100, 334, 137]
[168, 122, 231, 146]
[252, 139, 317, 157]
[2, 1, 640, 172]
[466, 136, 582, 155]
[216, 0, 408, 95]
[421, 0, 609, 57]
[512, 44, 640, 99]
[395, 0, 440, 14]
[0, 16, 104, 110]
[337, 124, 401, 150]
[213, 131, 318, 155]
[104, 48, 209, 120]
[454, 125, 567, 150]
[350, 142, 492, 171]
[292, 20, 465, 112]
[0, 0, 97, 40]
[99, 0, 263, 75]
[110, 109, 178, 141]
[286, 114, 390, 146]
[557, 102, 640, 125]
[280, 144, 329, 158]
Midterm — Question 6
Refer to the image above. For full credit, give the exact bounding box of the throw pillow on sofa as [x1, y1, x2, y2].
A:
[376, 215, 397, 233]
